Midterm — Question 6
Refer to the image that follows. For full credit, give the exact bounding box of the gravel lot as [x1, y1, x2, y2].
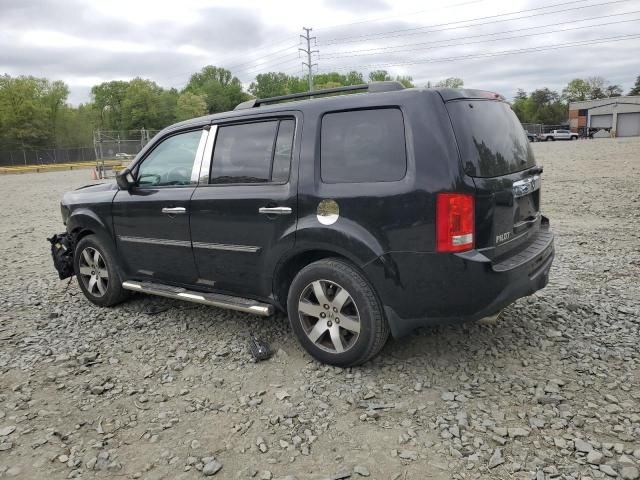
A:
[0, 138, 639, 480]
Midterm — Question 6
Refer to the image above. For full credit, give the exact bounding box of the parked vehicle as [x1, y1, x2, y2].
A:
[538, 129, 578, 141]
[525, 131, 537, 142]
[50, 83, 554, 366]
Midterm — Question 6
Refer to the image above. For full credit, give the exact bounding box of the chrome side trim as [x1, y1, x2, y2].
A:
[192, 242, 261, 253]
[118, 236, 191, 248]
[198, 125, 217, 184]
[190, 129, 209, 183]
[121, 280, 273, 316]
[512, 175, 541, 198]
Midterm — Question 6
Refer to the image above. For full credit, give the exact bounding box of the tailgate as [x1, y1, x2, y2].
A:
[445, 98, 542, 258]
[473, 170, 542, 259]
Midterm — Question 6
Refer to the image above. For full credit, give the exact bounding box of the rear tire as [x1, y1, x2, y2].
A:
[74, 234, 129, 307]
[287, 258, 389, 367]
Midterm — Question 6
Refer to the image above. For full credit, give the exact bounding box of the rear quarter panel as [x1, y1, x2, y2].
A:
[295, 89, 466, 262]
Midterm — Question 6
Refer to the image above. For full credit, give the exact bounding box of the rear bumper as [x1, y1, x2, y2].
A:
[364, 222, 554, 338]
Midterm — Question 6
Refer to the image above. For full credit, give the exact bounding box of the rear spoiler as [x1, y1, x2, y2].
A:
[437, 88, 505, 102]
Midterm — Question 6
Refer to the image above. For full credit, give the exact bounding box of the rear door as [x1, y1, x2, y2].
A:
[445, 99, 541, 258]
[189, 114, 300, 298]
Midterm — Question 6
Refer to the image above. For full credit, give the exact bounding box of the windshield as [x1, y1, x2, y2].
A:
[446, 100, 535, 178]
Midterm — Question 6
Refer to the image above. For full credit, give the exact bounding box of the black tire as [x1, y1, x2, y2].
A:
[546, 137, 551, 141]
[74, 234, 129, 307]
[287, 258, 389, 367]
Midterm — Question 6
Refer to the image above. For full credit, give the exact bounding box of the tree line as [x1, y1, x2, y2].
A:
[1, 67, 639, 151]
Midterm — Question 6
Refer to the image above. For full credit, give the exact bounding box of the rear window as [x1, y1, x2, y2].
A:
[446, 100, 535, 177]
[321, 108, 407, 183]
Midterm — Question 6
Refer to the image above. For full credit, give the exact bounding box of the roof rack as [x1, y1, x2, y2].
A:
[234, 81, 405, 110]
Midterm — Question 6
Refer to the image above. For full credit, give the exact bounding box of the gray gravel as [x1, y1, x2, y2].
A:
[0, 137, 639, 479]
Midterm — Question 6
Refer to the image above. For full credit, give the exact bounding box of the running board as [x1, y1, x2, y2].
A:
[122, 281, 274, 316]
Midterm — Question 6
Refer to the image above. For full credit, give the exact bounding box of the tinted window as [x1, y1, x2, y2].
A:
[272, 120, 294, 183]
[446, 100, 535, 178]
[210, 119, 294, 184]
[211, 121, 277, 184]
[321, 108, 407, 183]
[137, 130, 202, 186]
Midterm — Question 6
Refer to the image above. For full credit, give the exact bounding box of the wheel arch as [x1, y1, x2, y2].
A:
[67, 208, 114, 246]
[272, 247, 368, 312]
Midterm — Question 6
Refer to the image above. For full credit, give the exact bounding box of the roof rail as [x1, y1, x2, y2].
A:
[234, 81, 405, 110]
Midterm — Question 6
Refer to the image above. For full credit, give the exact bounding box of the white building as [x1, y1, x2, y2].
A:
[569, 96, 640, 137]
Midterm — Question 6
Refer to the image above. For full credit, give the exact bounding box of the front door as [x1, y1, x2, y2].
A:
[189, 115, 299, 298]
[112, 128, 208, 284]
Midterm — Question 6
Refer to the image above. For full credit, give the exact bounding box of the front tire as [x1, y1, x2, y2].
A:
[287, 258, 389, 367]
[74, 235, 129, 307]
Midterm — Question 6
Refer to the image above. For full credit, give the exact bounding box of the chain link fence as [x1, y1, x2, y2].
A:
[0, 147, 97, 167]
[0, 129, 159, 167]
[94, 129, 158, 160]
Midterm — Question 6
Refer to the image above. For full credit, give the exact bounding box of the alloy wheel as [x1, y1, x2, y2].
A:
[78, 247, 109, 297]
[298, 279, 361, 354]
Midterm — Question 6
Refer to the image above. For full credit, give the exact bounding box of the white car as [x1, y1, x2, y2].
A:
[538, 129, 578, 141]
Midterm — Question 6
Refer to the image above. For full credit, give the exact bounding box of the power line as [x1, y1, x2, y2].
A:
[223, 43, 299, 72]
[317, 33, 640, 73]
[232, 53, 301, 76]
[320, 17, 640, 60]
[320, 9, 640, 58]
[315, 0, 484, 32]
[318, 0, 634, 45]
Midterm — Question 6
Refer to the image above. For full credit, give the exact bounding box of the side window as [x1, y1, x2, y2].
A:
[210, 119, 294, 184]
[321, 108, 406, 183]
[137, 130, 202, 187]
[272, 120, 295, 183]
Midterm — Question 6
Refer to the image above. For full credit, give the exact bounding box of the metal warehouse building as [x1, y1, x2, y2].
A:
[569, 96, 640, 137]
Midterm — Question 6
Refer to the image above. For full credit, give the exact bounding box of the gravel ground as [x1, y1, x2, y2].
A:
[0, 137, 639, 480]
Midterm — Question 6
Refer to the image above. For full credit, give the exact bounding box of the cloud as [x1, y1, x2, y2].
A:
[323, 0, 390, 14]
[1, 0, 638, 103]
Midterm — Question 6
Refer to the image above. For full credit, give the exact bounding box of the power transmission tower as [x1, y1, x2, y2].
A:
[299, 27, 318, 91]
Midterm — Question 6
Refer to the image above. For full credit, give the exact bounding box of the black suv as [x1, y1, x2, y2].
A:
[50, 82, 554, 366]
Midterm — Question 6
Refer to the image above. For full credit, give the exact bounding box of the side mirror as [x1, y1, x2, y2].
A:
[116, 168, 135, 190]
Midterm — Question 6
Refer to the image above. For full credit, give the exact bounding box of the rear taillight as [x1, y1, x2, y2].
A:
[436, 193, 475, 253]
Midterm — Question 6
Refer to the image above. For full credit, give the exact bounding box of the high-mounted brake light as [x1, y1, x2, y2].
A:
[436, 193, 475, 253]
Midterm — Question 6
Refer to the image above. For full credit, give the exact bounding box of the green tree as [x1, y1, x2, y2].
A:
[368, 70, 391, 82]
[435, 77, 464, 88]
[512, 88, 566, 124]
[249, 72, 290, 98]
[175, 92, 207, 121]
[395, 75, 414, 88]
[629, 76, 640, 95]
[91, 80, 129, 130]
[0, 75, 67, 149]
[562, 78, 590, 102]
[122, 78, 170, 130]
[184, 65, 249, 113]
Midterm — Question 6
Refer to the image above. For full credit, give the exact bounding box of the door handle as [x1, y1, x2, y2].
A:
[162, 207, 186, 215]
[258, 206, 292, 215]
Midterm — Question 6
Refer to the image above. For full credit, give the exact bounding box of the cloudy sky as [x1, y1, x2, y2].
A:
[2, 0, 639, 104]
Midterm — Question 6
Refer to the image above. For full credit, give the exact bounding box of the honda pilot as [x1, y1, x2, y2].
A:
[50, 82, 554, 366]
